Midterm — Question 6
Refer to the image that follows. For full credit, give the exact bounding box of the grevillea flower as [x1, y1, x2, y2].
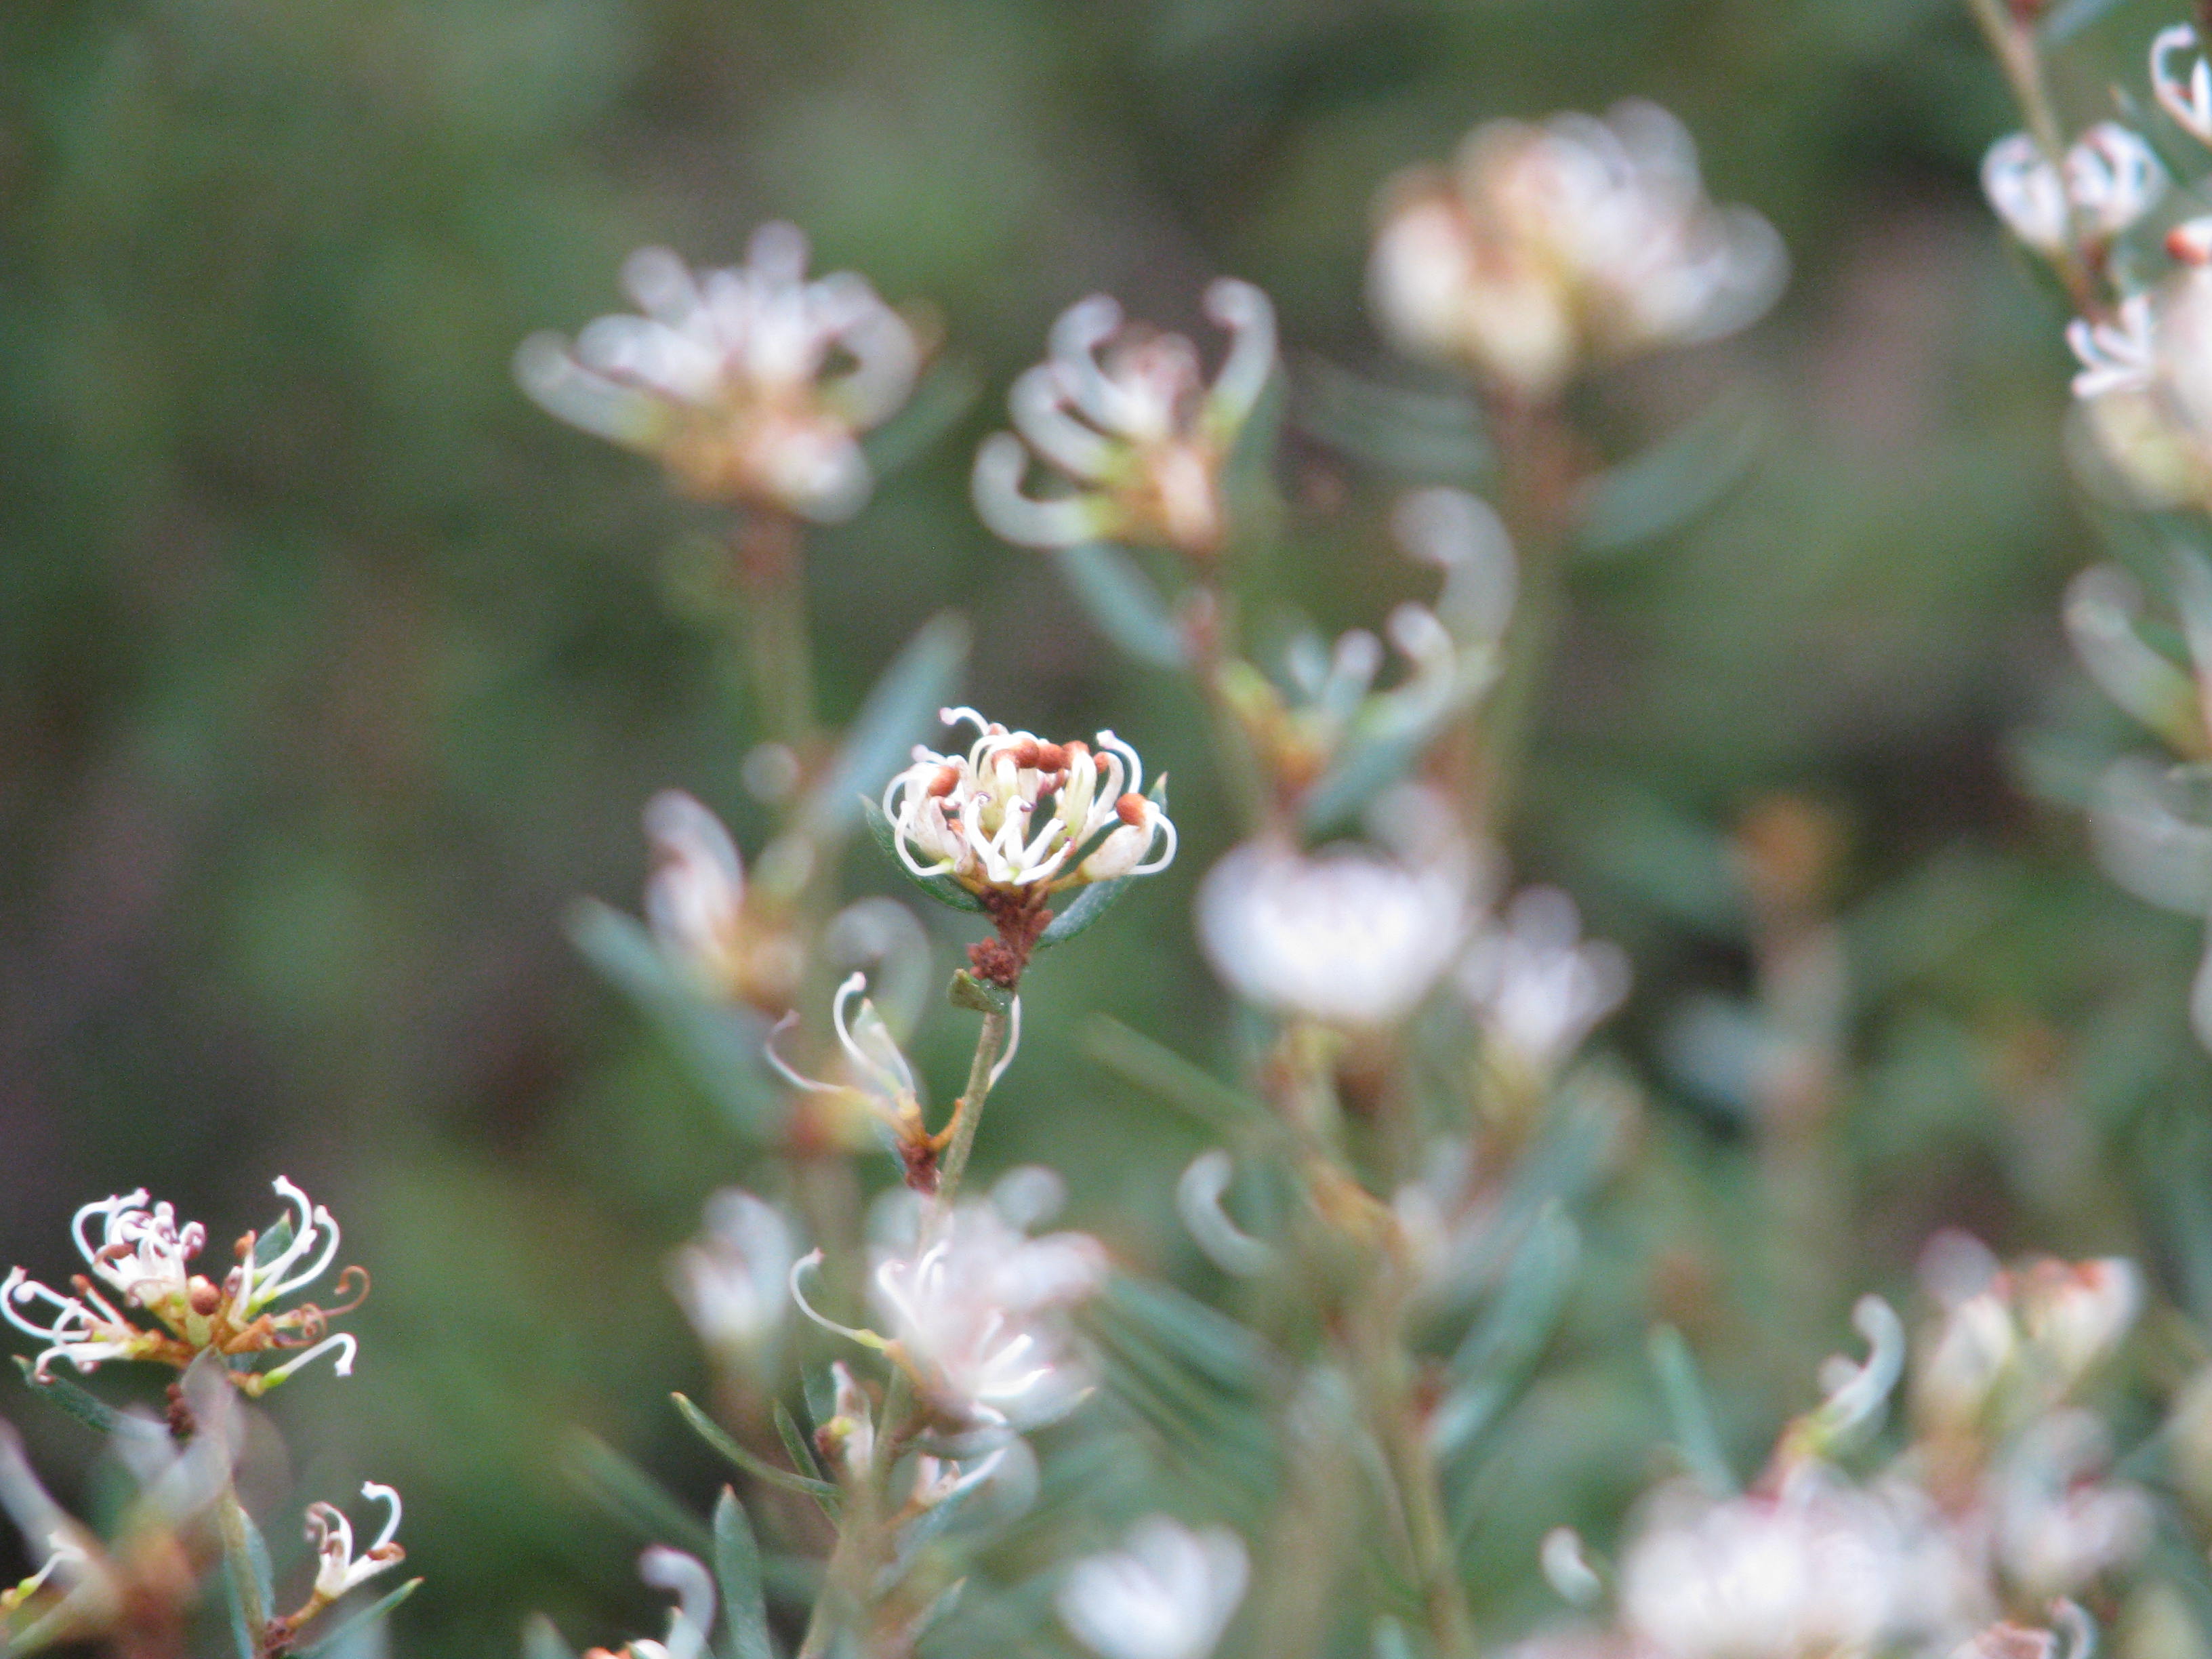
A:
[1369, 101, 1784, 396]
[516, 224, 919, 522]
[1196, 833, 1475, 1029]
[668, 1189, 798, 1377]
[3, 1179, 365, 1395]
[766, 970, 1021, 1185]
[1056, 1516, 1250, 1659]
[883, 709, 1175, 899]
[302, 1484, 405, 1606]
[1983, 127, 2164, 259]
[641, 790, 804, 1015]
[1458, 886, 1632, 1080]
[586, 1548, 717, 1659]
[2154, 24, 2212, 146]
[973, 282, 1275, 558]
[792, 1173, 1108, 1448]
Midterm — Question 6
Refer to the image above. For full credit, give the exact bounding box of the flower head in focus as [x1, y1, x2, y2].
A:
[794, 1172, 1108, 1450]
[640, 791, 807, 1016]
[516, 224, 920, 522]
[669, 1189, 799, 1385]
[1369, 100, 1785, 398]
[3, 1179, 366, 1395]
[1197, 830, 1475, 1029]
[1982, 126, 2165, 260]
[883, 710, 1174, 984]
[974, 282, 1275, 558]
[1056, 1516, 1249, 1659]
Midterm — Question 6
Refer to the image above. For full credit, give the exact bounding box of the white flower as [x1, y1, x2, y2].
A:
[1370, 100, 1784, 394]
[2155, 24, 2212, 146]
[1984, 127, 2165, 257]
[1458, 888, 1630, 1078]
[1197, 836, 1474, 1028]
[883, 709, 1174, 897]
[304, 1483, 405, 1604]
[2067, 294, 2160, 400]
[3, 1179, 363, 1393]
[619, 1547, 717, 1659]
[640, 792, 802, 1011]
[793, 1174, 1108, 1446]
[516, 224, 918, 521]
[974, 281, 1275, 556]
[1056, 1516, 1249, 1659]
[1989, 1413, 2152, 1602]
[1618, 1475, 1935, 1659]
[669, 1190, 798, 1367]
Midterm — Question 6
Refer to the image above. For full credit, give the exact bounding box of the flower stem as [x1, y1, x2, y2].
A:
[1964, 0, 2100, 312]
[733, 511, 819, 756]
[928, 1006, 1012, 1227]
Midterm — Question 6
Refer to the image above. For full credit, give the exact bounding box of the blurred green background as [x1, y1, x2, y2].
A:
[5, 0, 2210, 1652]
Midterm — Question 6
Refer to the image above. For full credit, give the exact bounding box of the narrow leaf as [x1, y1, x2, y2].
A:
[712, 1490, 774, 1659]
[296, 1579, 423, 1659]
[948, 971, 1013, 1016]
[798, 614, 970, 842]
[1034, 878, 1128, 950]
[859, 798, 985, 913]
[671, 1395, 842, 1511]
[1572, 395, 1762, 558]
[1050, 544, 1187, 669]
[222, 1558, 259, 1659]
[772, 1400, 827, 1486]
[1649, 1325, 1736, 1496]
[568, 903, 784, 1136]
[14, 1358, 125, 1437]
[562, 1429, 716, 1556]
[1082, 1018, 1272, 1136]
[2041, 0, 2130, 43]
[1433, 1206, 1580, 1460]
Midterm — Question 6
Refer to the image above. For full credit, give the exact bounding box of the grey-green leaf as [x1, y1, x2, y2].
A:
[712, 1489, 774, 1659]
[14, 1357, 125, 1437]
[672, 1394, 842, 1513]
[1050, 544, 1187, 669]
[567, 902, 785, 1137]
[1649, 1325, 1736, 1496]
[798, 613, 970, 842]
[295, 1579, 423, 1659]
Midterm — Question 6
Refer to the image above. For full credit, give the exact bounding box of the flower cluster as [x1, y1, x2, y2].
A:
[1368, 100, 1786, 398]
[795, 1172, 1108, 1451]
[1513, 1243, 2148, 1659]
[973, 282, 1275, 558]
[1982, 125, 2165, 260]
[516, 224, 920, 522]
[1057, 1515, 1249, 1659]
[3, 1179, 365, 1395]
[884, 708, 1174, 916]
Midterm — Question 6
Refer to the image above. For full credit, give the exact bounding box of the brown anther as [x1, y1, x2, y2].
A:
[1011, 737, 1042, 769]
[1036, 742, 1068, 772]
[2172, 224, 2212, 266]
[927, 764, 960, 798]
[234, 1233, 255, 1261]
[70, 1273, 94, 1293]
[1115, 792, 1148, 827]
[1064, 739, 1089, 762]
[165, 1382, 197, 1440]
[187, 1277, 222, 1315]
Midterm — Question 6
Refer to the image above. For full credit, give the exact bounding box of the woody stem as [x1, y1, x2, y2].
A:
[926, 1007, 1012, 1234]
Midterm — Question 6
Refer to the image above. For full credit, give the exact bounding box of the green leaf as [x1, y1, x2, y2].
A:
[561, 1429, 716, 1557]
[251, 1214, 295, 1272]
[14, 1357, 125, 1437]
[567, 902, 785, 1138]
[1647, 1326, 1737, 1498]
[859, 359, 981, 481]
[230, 1505, 275, 1633]
[671, 1395, 842, 1513]
[1572, 394, 1763, 558]
[859, 797, 985, 913]
[797, 613, 970, 843]
[522, 1613, 579, 1659]
[1098, 1275, 1273, 1394]
[1082, 1017, 1273, 1137]
[1292, 356, 1492, 482]
[712, 1490, 774, 1659]
[947, 970, 1013, 1016]
[1433, 1205, 1580, 1460]
[1050, 544, 1187, 670]
[222, 1557, 259, 1659]
[772, 1399, 828, 1486]
[295, 1579, 423, 1659]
